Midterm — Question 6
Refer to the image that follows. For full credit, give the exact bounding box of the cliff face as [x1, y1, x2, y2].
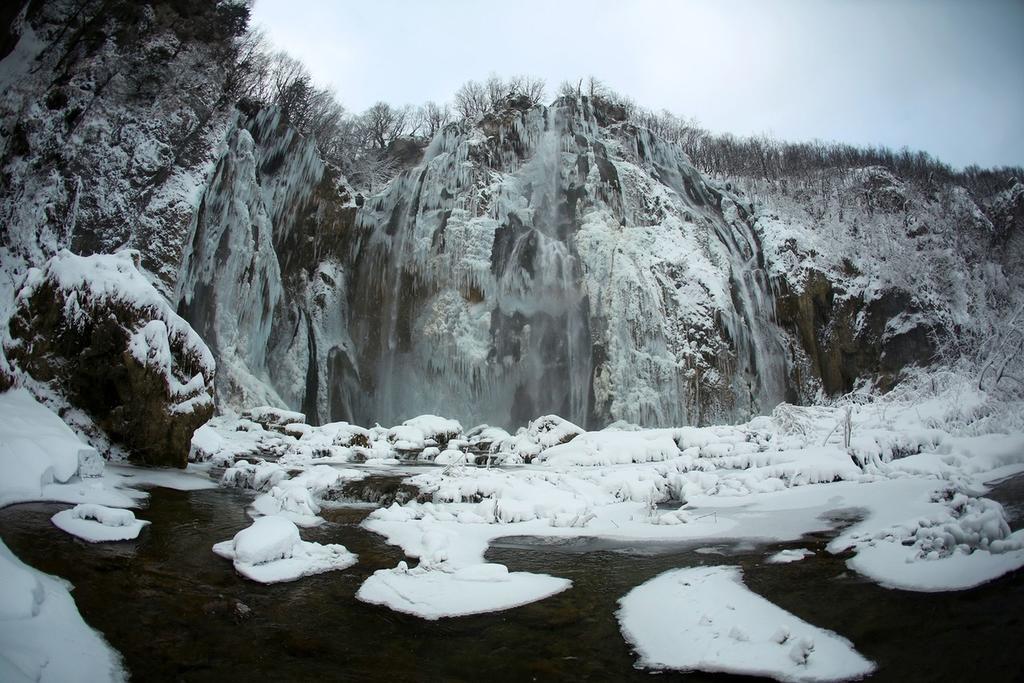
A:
[2, 4, 1020, 434]
[0, 0, 243, 293]
[177, 96, 1019, 431]
[340, 100, 794, 429]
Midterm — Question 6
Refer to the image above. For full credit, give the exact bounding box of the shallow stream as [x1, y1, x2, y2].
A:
[1, 474, 1022, 681]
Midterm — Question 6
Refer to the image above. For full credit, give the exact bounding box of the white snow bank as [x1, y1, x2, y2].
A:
[0, 389, 99, 507]
[829, 485, 1024, 591]
[536, 430, 679, 467]
[847, 536, 1024, 592]
[51, 504, 149, 543]
[0, 539, 124, 682]
[212, 516, 357, 584]
[356, 560, 570, 620]
[617, 566, 874, 682]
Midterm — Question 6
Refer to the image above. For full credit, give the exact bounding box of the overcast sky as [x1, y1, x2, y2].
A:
[250, 0, 1024, 170]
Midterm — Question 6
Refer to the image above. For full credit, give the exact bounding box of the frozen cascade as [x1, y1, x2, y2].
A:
[628, 127, 791, 418]
[348, 106, 594, 428]
[714, 202, 790, 414]
[174, 112, 287, 409]
[174, 98, 797, 429]
[175, 108, 359, 420]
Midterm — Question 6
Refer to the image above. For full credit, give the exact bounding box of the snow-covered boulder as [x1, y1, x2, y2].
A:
[240, 406, 306, 432]
[5, 250, 215, 467]
[51, 504, 149, 543]
[212, 516, 357, 584]
[492, 415, 584, 462]
[387, 414, 464, 451]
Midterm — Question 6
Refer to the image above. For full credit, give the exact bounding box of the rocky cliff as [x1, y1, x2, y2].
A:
[174, 95, 1021, 430]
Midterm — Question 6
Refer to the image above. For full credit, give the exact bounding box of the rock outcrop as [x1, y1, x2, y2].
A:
[5, 250, 215, 466]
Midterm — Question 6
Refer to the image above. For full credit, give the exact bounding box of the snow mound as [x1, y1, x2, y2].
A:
[536, 429, 680, 467]
[493, 414, 584, 462]
[212, 516, 357, 584]
[356, 561, 571, 620]
[617, 566, 874, 681]
[50, 504, 149, 543]
[0, 388, 99, 507]
[0, 539, 124, 682]
[389, 415, 464, 449]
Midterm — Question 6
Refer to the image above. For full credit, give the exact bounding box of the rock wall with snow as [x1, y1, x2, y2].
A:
[0, 0, 243, 294]
[5, 250, 215, 466]
[158, 95, 1024, 430]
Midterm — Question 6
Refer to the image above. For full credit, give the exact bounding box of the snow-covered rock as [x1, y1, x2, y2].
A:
[5, 250, 214, 466]
[51, 504, 149, 543]
[212, 516, 357, 584]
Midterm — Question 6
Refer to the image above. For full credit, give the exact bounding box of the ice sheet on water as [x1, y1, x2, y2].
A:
[617, 566, 874, 681]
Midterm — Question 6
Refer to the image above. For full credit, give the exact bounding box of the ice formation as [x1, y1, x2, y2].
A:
[617, 566, 875, 681]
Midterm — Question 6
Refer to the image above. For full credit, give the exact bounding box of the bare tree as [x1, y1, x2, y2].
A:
[510, 75, 546, 105]
[453, 79, 488, 120]
[416, 101, 451, 138]
[360, 102, 411, 150]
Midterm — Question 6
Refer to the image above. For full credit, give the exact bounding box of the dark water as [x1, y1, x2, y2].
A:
[1, 476, 1023, 682]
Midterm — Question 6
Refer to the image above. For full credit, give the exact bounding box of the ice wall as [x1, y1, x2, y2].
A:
[345, 99, 794, 428]
[175, 99, 796, 429]
[175, 108, 358, 421]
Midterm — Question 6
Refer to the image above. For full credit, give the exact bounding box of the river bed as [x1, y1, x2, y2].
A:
[1, 475, 1022, 681]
